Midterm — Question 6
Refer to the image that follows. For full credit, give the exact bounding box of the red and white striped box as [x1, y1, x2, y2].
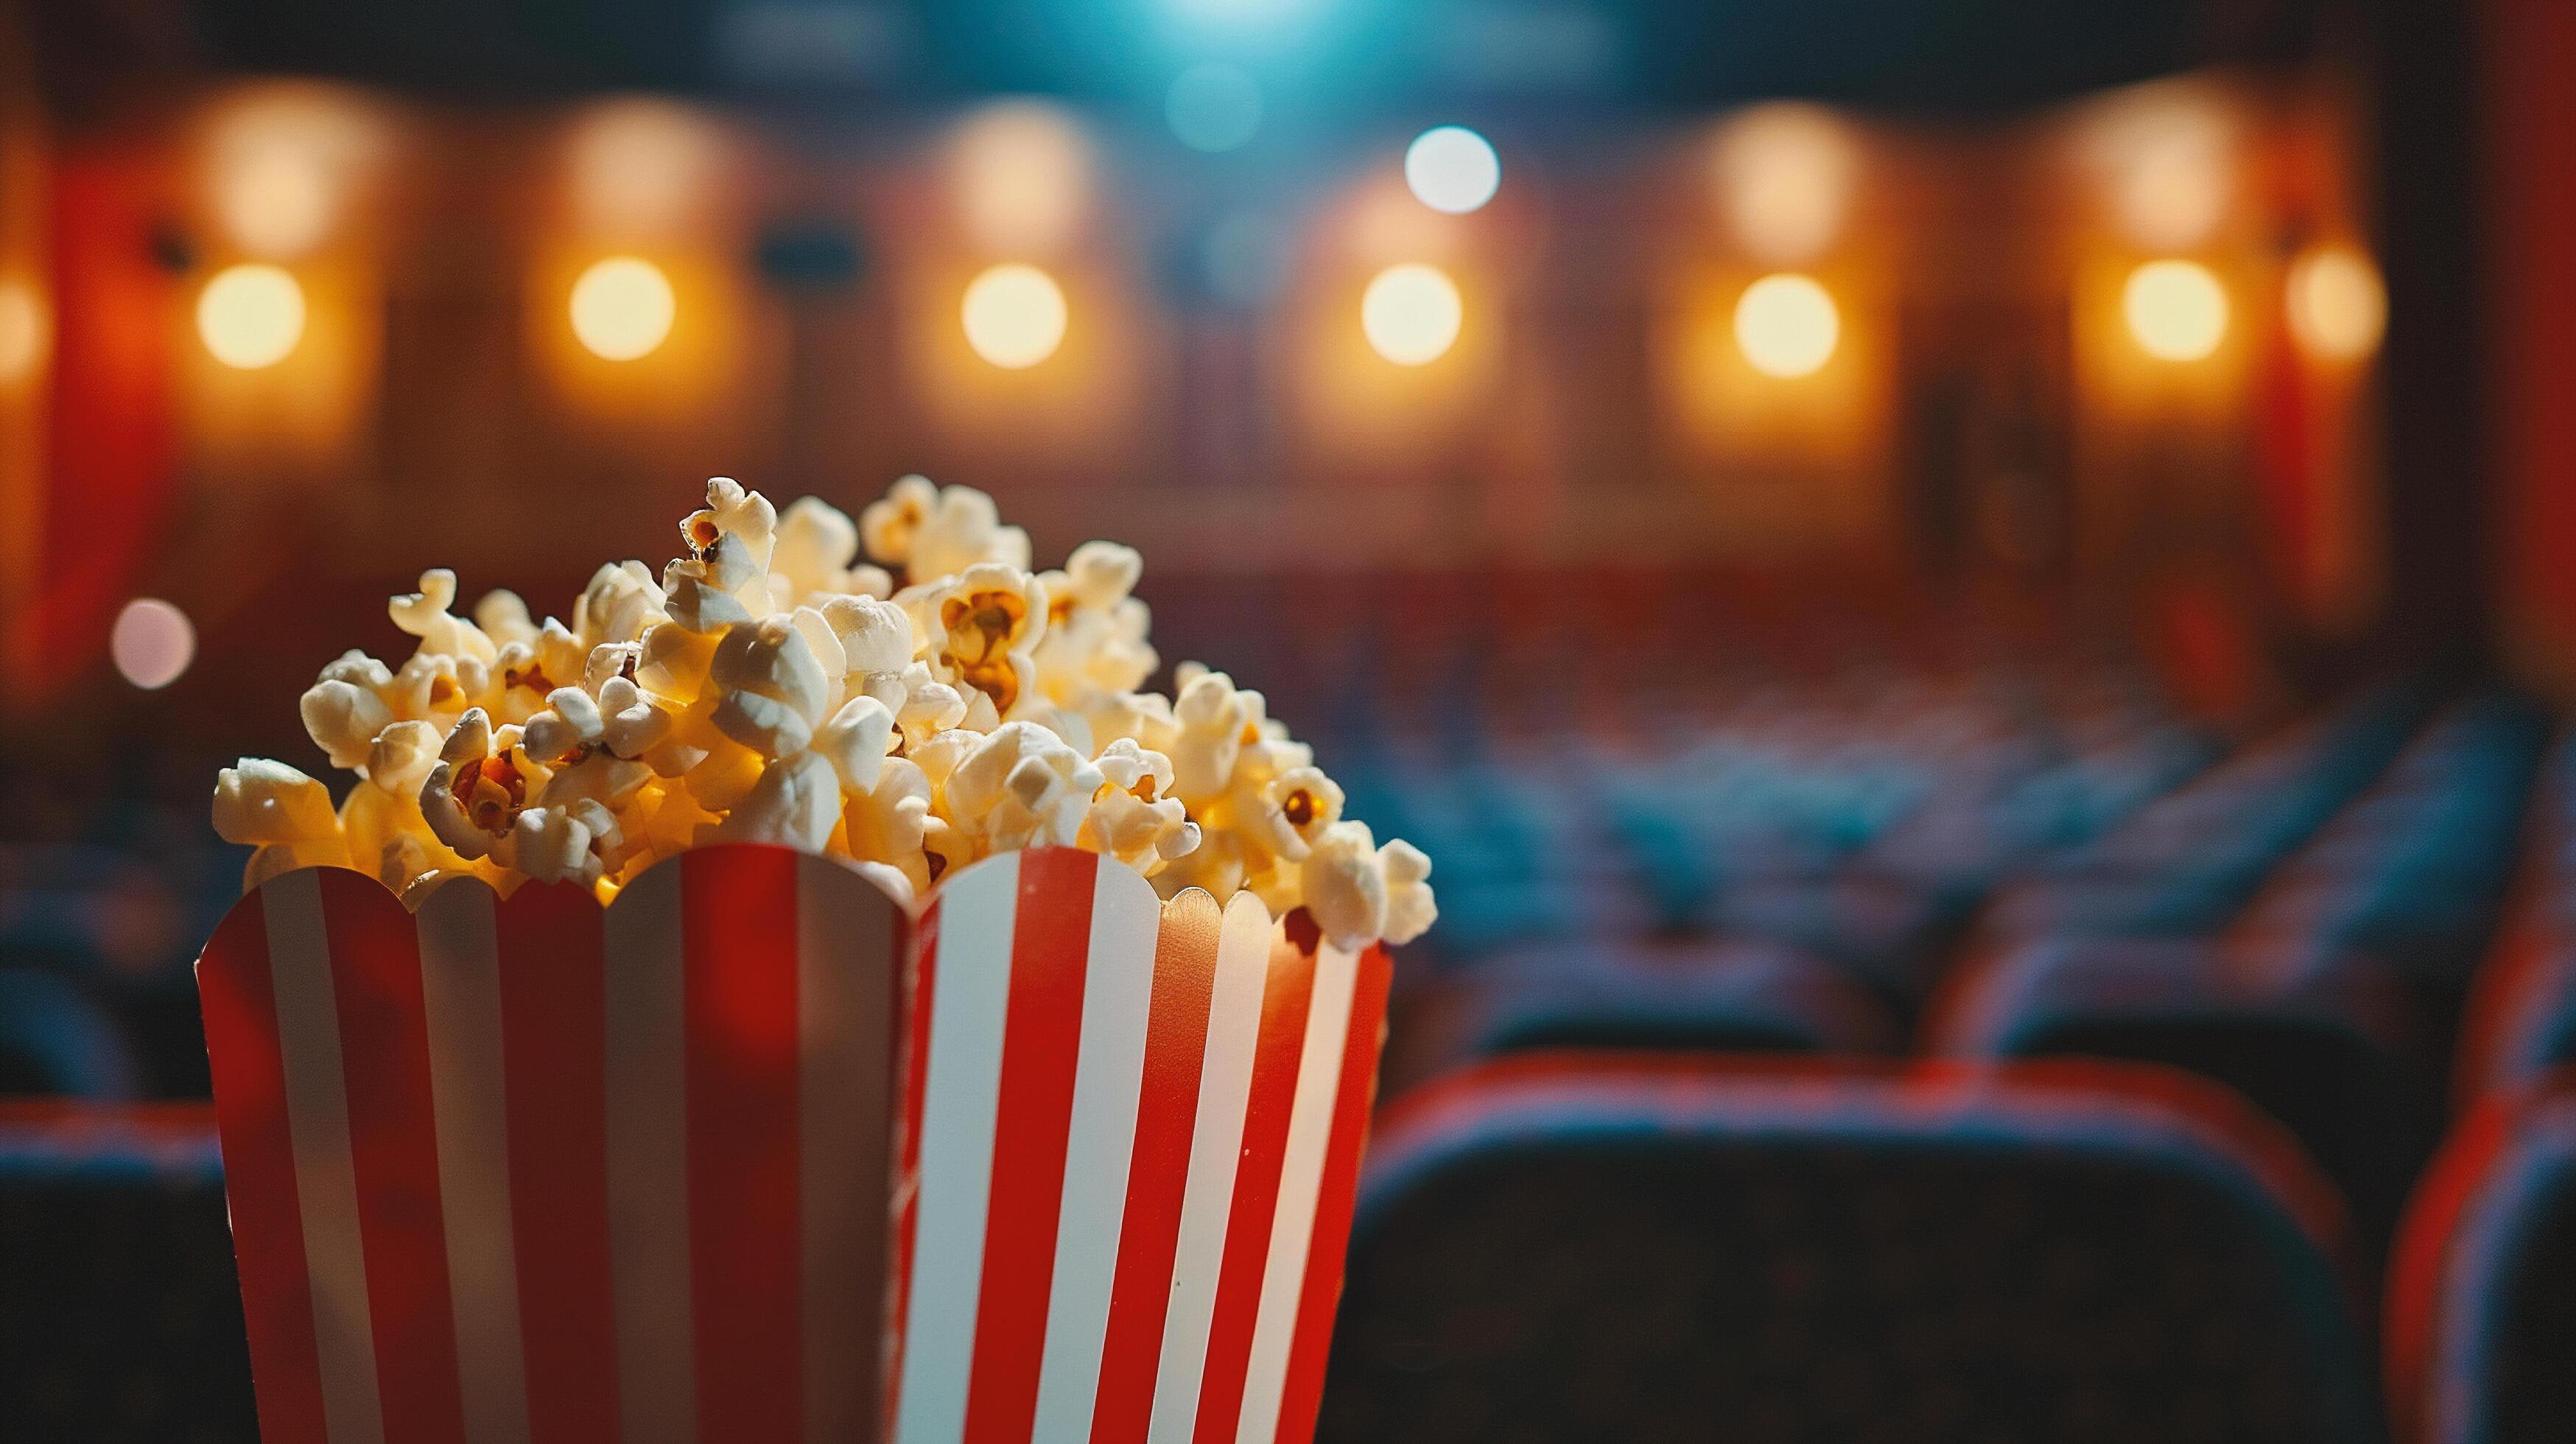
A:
[197, 844, 1392, 1444]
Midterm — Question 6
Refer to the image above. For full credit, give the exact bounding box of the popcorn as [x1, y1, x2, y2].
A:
[1380, 838, 1437, 945]
[214, 759, 343, 846]
[770, 497, 863, 603]
[216, 474, 1433, 947]
[1035, 542, 1157, 703]
[390, 569, 498, 665]
[419, 710, 521, 863]
[943, 721, 1098, 852]
[682, 476, 777, 572]
[924, 562, 1047, 718]
[862, 474, 1031, 581]
[1299, 821, 1389, 951]
[474, 590, 540, 649]
[1080, 738, 1197, 875]
[575, 561, 665, 648]
[301, 679, 393, 772]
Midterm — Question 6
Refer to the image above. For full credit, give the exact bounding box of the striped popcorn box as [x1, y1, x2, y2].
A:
[197, 844, 1393, 1444]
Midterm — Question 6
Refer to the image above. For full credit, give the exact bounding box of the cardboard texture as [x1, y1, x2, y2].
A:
[196, 844, 1392, 1444]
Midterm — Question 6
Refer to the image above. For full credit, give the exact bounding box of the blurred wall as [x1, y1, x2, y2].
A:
[0, 60, 2401, 727]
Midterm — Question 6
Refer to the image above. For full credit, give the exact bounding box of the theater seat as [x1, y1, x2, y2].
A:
[0, 1104, 256, 1443]
[2386, 1073, 2576, 1444]
[1322, 1056, 2377, 1444]
[2452, 928, 2576, 1104]
[1930, 936, 2439, 1258]
[0, 968, 141, 1099]
[1442, 941, 1897, 1059]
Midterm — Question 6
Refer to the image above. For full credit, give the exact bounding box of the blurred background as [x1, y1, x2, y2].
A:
[7, 0, 2576, 1440]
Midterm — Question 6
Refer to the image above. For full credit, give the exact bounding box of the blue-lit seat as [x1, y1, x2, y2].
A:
[0, 968, 142, 1099]
[1321, 1056, 2378, 1443]
[1931, 936, 2438, 1258]
[1420, 940, 1896, 1070]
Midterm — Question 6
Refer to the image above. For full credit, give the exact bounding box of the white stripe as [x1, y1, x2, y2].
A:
[603, 863, 697, 1444]
[1028, 860, 1167, 1441]
[415, 882, 533, 1444]
[1232, 942, 1361, 1444]
[799, 855, 898, 1444]
[893, 851, 1022, 1444]
[1144, 891, 1277, 1444]
[262, 869, 387, 1444]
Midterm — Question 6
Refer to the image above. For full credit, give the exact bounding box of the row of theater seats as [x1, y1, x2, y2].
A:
[1314, 692, 2576, 1441]
[8, 674, 2576, 1440]
[10, 1061, 2566, 1442]
[1322, 1052, 2576, 1443]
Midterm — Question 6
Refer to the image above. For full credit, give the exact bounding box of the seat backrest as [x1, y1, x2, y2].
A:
[0, 967, 141, 1099]
[1323, 1055, 2379, 1444]
[1929, 936, 2438, 1258]
[2387, 1075, 2576, 1444]
[0, 1103, 256, 1440]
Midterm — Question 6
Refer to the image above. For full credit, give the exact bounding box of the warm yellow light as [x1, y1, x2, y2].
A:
[1714, 104, 1857, 264]
[2123, 259, 2228, 362]
[2286, 245, 2385, 362]
[2088, 90, 2235, 250]
[961, 263, 1068, 369]
[196, 264, 306, 369]
[222, 147, 334, 259]
[1360, 263, 1463, 366]
[0, 277, 45, 383]
[569, 256, 676, 361]
[111, 598, 196, 690]
[1733, 272, 1839, 378]
[204, 86, 386, 259]
[952, 102, 1091, 256]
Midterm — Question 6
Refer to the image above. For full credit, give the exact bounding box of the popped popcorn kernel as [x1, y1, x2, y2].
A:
[217, 473, 1431, 944]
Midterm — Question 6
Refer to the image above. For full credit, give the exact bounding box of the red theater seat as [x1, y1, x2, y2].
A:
[2386, 1071, 2576, 1444]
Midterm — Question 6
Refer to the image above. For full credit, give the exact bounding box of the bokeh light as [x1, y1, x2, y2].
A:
[1404, 127, 1501, 215]
[564, 99, 725, 236]
[110, 599, 196, 690]
[952, 101, 1090, 256]
[2089, 92, 2234, 250]
[2286, 245, 2386, 362]
[220, 147, 333, 259]
[0, 277, 45, 383]
[1714, 104, 1858, 264]
[1361, 263, 1463, 365]
[1733, 273, 1840, 378]
[1166, 63, 1264, 153]
[2123, 259, 2228, 362]
[961, 263, 1068, 369]
[204, 86, 386, 259]
[196, 264, 307, 369]
[569, 256, 677, 361]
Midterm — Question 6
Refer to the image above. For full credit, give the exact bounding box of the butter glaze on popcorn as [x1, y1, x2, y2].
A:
[212, 476, 1435, 948]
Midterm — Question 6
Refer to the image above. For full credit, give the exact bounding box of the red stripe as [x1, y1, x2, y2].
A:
[1089, 891, 1225, 1444]
[320, 869, 466, 1444]
[681, 847, 806, 1443]
[885, 896, 942, 1439]
[962, 847, 1101, 1444]
[1270, 946, 1394, 1444]
[846, 894, 912, 1444]
[494, 881, 620, 1444]
[1190, 926, 1319, 1444]
[2383, 1079, 2542, 1443]
[198, 889, 331, 1444]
